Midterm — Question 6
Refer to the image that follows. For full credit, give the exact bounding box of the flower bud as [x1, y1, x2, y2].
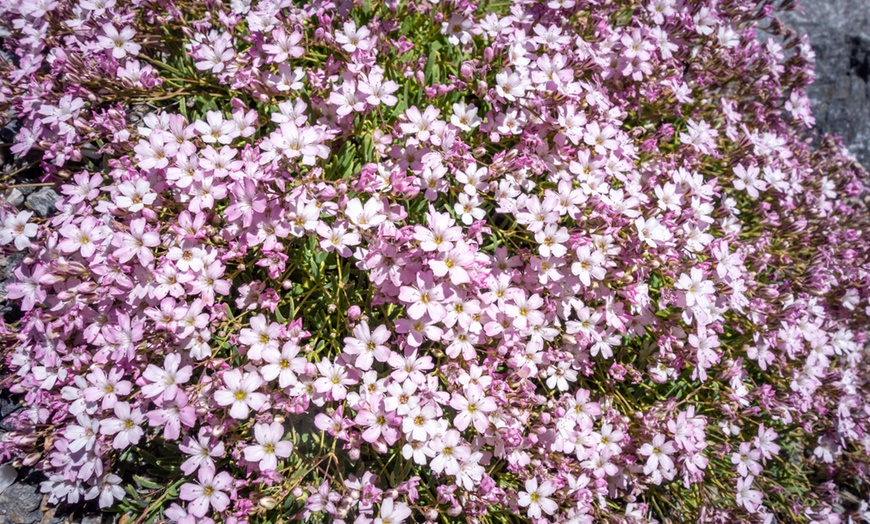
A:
[347, 305, 361, 320]
[22, 452, 41, 466]
[483, 46, 494, 63]
[460, 61, 474, 80]
[259, 496, 278, 510]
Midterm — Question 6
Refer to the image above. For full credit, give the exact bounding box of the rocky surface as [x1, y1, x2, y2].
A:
[25, 188, 59, 218]
[781, 0, 870, 168]
[0, 482, 43, 524]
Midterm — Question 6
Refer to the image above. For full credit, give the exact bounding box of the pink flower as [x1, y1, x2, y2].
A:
[213, 370, 267, 419]
[5, 263, 47, 311]
[343, 321, 392, 370]
[639, 434, 676, 479]
[355, 397, 399, 446]
[179, 432, 226, 476]
[399, 105, 441, 142]
[99, 402, 145, 449]
[59, 217, 107, 258]
[313, 360, 356, 400]
[261, 341, 307, 389]
[0, 211, 39, 251]
[735, 475, 763, 513]
[450, 388, 497, 433]
[114, 179, 156, 212]
[731, 442, 762, 477]
[675, 268, 714, 308]
[84, 367, 132, 410]
[141, 353, 192, 401]
[0, 210, 38, 250]
[359, 68, 399, 107]
[375, 497, 412, 524]
[146, 392, 196, 440]
[398, 274, 447, 321]
[179, 466, 233, 518]
[244, 421, 294, 471]
[733, 164, 767, 199]
[112, 218, 160, 266]
[517, 478, 558, 518]
[84, 474, 125, 509]
[754, 424, 781, 461]
[238, 314, 282, 361]
[262, 27, 304, 62]
[429, 429, 470, 475]
[335, 21, 374, 53]
[345, 197, 386, 230]
[429, 242, 475, 285]
[134, 131, 176, 170]
[317, 221, 360, 258]
[95, 23, 139, 59]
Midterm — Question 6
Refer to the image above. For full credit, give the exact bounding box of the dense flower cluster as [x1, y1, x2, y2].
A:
[0, 0, 869, 522]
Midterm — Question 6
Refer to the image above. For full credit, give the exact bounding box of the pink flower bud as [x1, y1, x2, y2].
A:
[347, 305, 361, 320]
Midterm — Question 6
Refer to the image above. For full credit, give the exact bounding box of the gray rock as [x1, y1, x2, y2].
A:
[4, 188, 24, 208]
[780, 0, 870, 169]
[0, 482, 42, 524]
[0, 254, 23, 280]
[25, 188, 59, 218]
[0, 395, 18, 418]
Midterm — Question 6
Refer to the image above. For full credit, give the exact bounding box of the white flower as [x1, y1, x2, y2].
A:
[518, 478, 558, 518]
[0, 210, 38, 250]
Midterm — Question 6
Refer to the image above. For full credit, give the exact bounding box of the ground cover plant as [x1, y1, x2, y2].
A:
[0, 0, 869, 522]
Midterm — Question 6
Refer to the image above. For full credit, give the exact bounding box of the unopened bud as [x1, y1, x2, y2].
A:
[460, 62, 474, 80]
[22, 452, 41, 466]
[259, 496, 278, 510]
[347, 305, 361, 320]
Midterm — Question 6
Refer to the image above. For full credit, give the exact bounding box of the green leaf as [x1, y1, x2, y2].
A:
[133, 475, 165, 490]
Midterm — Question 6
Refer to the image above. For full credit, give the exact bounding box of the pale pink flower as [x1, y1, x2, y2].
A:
[141, 353, 192, 401]
[517, 478, 558, 518]
[244, 421, 294, 471]
[261, 341, 307, 389]
[735, 475, 763, 513]
[97, 24, 140, 59]
[450, 389, 497, 433]
[238, 314, 282, 360]
[213, 370, 267, 419]
[179, 467, 233, 518]
[375, 497, 411, 524]
[343, 321, 392, 370]
[179, 433, 226, 476]
[429, 429, 471, 475]
[99, 402, 145, 449]
[0, 210, 38, 251]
